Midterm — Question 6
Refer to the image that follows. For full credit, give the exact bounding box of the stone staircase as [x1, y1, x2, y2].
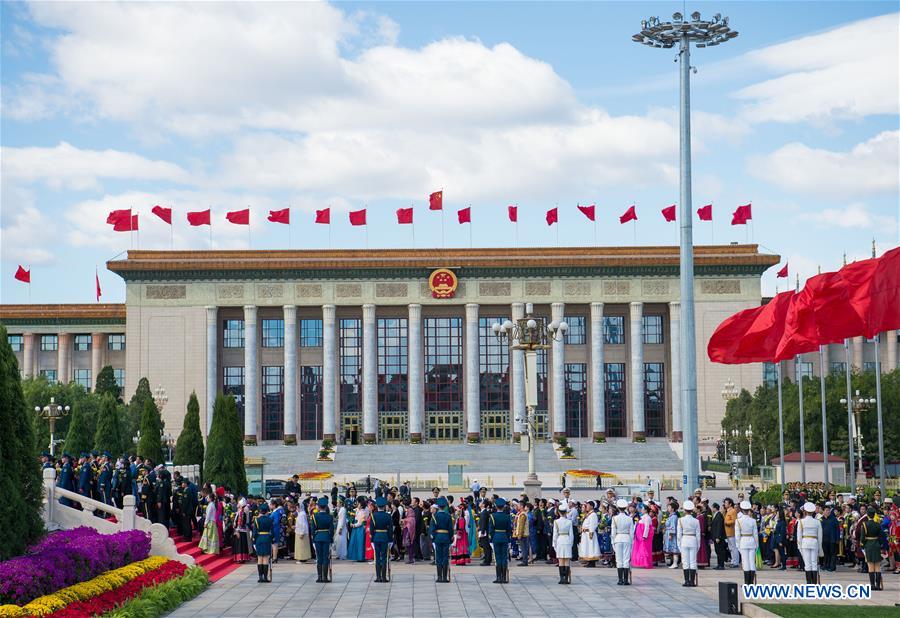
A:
[170, 528, 242, 583]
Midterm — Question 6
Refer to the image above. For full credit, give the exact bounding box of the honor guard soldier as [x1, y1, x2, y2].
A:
[552, 501, 574, 584]
[311, 497, 335, 583]
[253, 503, 274, 583]
[155, 464, 172, 527]
[58, 453, 75, 507]
[430, 496, 453, 583]
[77, 453, 93, 499]
[798, 502, 822, 584]
[488, 497, 512, 584]
[677, 501, 700, 587]
[612, 498, 635, 585]
[861, 506, 885, 591]
[737, 500, 759, 585]
[98, 453, 113, 506]
[370, 496, 393, 582]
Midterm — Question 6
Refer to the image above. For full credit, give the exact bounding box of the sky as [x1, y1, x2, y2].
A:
[1, 1, 898, 304]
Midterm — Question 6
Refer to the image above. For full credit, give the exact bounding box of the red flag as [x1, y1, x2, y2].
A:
[457, 207, 471, 224]
[508, 205, 518, 223]
[14, 265, 30, 283]
[187, 209, 211, 226]
[226, 208, 250, 225]
[841, 248, 900, 338]
[349, 209, 367, 226]
[619, 205, 637, 224]
[733, 291, 795, 362]
[315, 208, 331, 224]
[577, 204, 595, 221]
[546, 207, 558, 226]
[106, 208, 130, 226]
[268, 208, 290, 224]
[396, 207, 413, 224]
[151, 205, 172, 224]
[112, 213, 138, 232]
[661, 205, 676, 222]
[95, 270, 102, 302]
[707, 304, 768, 364]
[776, 264, 788, 278]
[429, 191, 443, 211]
[731, 203, 752, 225]
[697, 204, 713, 221]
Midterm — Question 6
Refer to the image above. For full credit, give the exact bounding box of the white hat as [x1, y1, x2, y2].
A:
[559, 502, 568, 512]
[825, 501, 834, 507]
[683, 501, 695, 511]
[803, 502, 816, 513]
[616, 499, 628, 509]
[740, 500, 752, 510]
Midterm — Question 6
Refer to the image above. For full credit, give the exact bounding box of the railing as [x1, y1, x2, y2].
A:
[42, 468, 194, 566]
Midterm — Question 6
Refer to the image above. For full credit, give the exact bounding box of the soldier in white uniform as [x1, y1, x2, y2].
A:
[677, 501, 700, 587]
[737, 500, 759, 585]
[611, 498, 635, 586]
[552, 502, 574, 585]
[798, 502, 823, 584]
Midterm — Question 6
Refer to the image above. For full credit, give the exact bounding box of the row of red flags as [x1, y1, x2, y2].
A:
[105, 196, 753, 232]
[708, 247, 900, 364]
[14, 266, 103, 302]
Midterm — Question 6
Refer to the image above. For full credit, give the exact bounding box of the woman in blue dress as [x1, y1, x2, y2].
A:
[598, 504, 613, 565]
[347, 497, 367, 562]
[663, 501, 680, 568]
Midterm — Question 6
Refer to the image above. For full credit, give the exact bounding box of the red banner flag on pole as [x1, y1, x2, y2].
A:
[226, 208, 250, 225]
[731, 203, 752, 225]
[187, 209, 211, 226]
[619, 205, 637, 224]
[349, 209, 367, 226]
[14, 265, 30, 283]
[731, 290, 795, 363]
[457, 207, 471, 224]
[396, 207, 413, 224]
[508, 205, 518, 222]
[776, 263, 788, 278]
[106, 208, 130, 226]
[112, 213, 138, 232]
[697, 204, 713, 221]
[577, 204, 595, 221]
[315, 208, 331, 224]
[546, 207, 558, 226]
[268, 208, 290, 224]
[661, 205, 676, 222]
[95, 269, 102, 302]
[151, 205, 172, 224]
[429, 191, 443, 211]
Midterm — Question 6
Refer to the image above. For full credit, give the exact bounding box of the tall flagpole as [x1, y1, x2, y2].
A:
[209, 206, 213, 249]
[871, 241, 886, 499]
[247, 205, 252, 249]
[819, 344, 829, 484]
[777, 361, 785, 487]
[170, 201, 175, 249]
[288, 206, 292, 249]
[844, 338, 855, 493]
[796, 277, 806, 484]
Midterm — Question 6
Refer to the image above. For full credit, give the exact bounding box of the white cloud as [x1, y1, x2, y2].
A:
[735, 13, 899, 124]
[747, 130, 899, 198]
[795, 202, 896, 232]
[1, 142, 189, 191]
[0, 187, 56, 265]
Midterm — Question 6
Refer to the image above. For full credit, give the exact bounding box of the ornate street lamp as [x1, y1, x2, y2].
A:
[36, 397, 70, 457]
[840, 390, 876, 488]
[153, 384, 168, 412]
[746, 425, 753, 468]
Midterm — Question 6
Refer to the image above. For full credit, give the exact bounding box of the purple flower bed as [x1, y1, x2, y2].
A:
[0, 527, 150, 605]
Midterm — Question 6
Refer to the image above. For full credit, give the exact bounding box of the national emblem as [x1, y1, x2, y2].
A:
[428, 268, 458, 299]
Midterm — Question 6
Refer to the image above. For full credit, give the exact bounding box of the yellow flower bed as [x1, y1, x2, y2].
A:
[0, 556, 169, 617]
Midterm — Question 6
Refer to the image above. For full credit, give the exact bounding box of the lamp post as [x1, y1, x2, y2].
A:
[163, 432, 175, 463]
[840, 390, 876, 489]
[634, 10, 738, 503]
[493, 304, 567, 501]
[746, 425, 753, 469]
[721, 428, 728, 461]
[153, 384, 168, 413]
[36, 397, 70, 457]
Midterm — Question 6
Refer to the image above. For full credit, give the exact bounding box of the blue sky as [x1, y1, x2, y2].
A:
[1, 1, 897, 304]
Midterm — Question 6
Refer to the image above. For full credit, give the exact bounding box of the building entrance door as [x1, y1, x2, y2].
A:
[344, 423, 359, 445]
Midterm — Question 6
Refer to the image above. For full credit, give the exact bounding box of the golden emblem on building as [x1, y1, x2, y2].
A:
[428, 268, 458, 299]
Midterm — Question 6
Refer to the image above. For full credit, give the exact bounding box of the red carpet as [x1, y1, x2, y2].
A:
[170, 529, 243, 583]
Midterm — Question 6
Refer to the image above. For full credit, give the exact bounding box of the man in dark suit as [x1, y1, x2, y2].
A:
[709, 502, 728, 569]
[478, 499, 494, 566]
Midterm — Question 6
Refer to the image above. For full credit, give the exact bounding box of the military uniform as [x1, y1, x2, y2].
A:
[253, 504, 275, 583]
[370, 497, 393, 582]
[155, 465, 172, 527]
[311, 497, 335, 583]
[737, 501, 760, 585]
[678, 502, 701, 587]
[488, 497, 512, 584]
[612, 499, 635, 585]
[430, 497, 453, 583]
[861, 513, 885, 590]
[58, 454, 75, 507]
[98, 454, 113, 506]
[798, 503, 822, 584]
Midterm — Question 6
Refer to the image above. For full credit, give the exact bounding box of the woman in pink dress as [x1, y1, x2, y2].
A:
[697, 501, 710, 568]
[403, 504, 417, 563]
[632, 503, 655, 568]
[364, 503, 374, 562]
[451, 502, 471, 565]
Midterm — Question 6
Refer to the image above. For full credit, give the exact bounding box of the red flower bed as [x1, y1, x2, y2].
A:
[50, 561, 187, 618]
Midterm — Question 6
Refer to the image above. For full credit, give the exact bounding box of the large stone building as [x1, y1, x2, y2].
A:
[4, 244, 894, 448]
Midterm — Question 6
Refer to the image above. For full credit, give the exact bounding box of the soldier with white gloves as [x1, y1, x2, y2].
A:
[677, 501, 700, 587]
[737, 500, 759, 585]
[798, 502, 823, 584]
[611, 498, 635, 586]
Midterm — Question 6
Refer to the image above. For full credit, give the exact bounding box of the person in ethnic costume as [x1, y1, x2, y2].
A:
[348, 497, 367, 562]
[232, 498, 252, 563]
[452, 502, 471, 565]
[295, 498, 312, 563]
[552, 501, 574, 584]
[334, 497, 349, 560]
[664, 501, 681, 568]
[252, 502, 274, 583]
[311, 497, 335, 583]
[578, 500, 601, 566]
[199, 494, 220, 555]
[632, 502, 655, 568]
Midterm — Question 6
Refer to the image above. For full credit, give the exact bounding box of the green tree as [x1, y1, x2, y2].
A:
[94, 365, 121, 400]
[126, 378, 155, 453]
[137, 399, 164, 463]
[94, 394, 125, 456]
[23, 376, 91, 451]
[64, 401, 94, 457]
[204, 394, 247, 495]
[0, 325, 44, 559]
[174, 392, 204, 475]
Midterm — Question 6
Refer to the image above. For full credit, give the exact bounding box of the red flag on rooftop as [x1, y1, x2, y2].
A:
[577, 204, 595, 221]
[697, 204, 713, 221]
[112, 213, 138, 232]
[619, 205, 637, 224]
[95, 269, 102, 303]
[429, 191, 443, 211]
[457, 207, 471, 224]
[315, 208, 331, 224]
[268, 208, 290, 224]
[106, 208, 130, 226]
[731, 203, 752, 225]
[349, 209, 367, 226]
[14, 265, 30, 283]
[508, 205, 518, 223]
[661, 205, 676, 222]
[151, 205, 172, 224]
[546, 207, 558, 226]
[187, 209, 211, 226]
[226, 208, 250, 225]
[396, 207, 413, 224]
[776, 264, 788, 278]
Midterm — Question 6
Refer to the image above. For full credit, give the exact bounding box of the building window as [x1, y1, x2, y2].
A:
[479, 317, 509, 412]
[113, 369, 125, 392]
[300, 319, 323, 347]
[40, 335, 58, 351]
[605, 363, 626, 438]
[424, 317, 463, 412]
[829, 361, 846, 375]
[377, 318, 408, 412]
[223, 366, 245, 430]
[642, 315, 664, 345]
[763, 362, 778, 387]
[565, 363, 588, 437]
[564, 316, 587, 345]
[340, 319, 362, 413]
[261, 318, 284, 348]
[74, 335, 92, 352]
[8, 335, 23, 351]
[863, 362, 876, 373]
[603, 316, 625, 345]
[795, 361, 813, 382]
[300, 366, 323, 441]
[107, 334, 126, 351]
[74, 369, 91, 390]
[261, 366, 284, 441]
[645, 362, 666, 437]
[40, 369, 57, 382]
[223, 319, 244, 348]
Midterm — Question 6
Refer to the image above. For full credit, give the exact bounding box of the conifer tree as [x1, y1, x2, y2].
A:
[174, 391, 205, 475]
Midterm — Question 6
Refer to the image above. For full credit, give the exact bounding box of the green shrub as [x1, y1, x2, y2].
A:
[174, 392, 204, 475]
[105, 566, 209, 618]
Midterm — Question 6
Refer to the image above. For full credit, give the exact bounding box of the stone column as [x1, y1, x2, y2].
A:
[322, 305, 337, 441]
[91, 333, 105, 393]
[57, 333, 70, 384]
[22, 332, 35, 378]
[408, 304, 424, 443]
[465, 303, 481, 441]
[590, 302, 605, 441]
[630, 301, 645, 441]
[669, 302, 682, 442]
[205, 306, 217, 435]
[243, 305, 258, 442]
[511, 302, 526, 439]
[886, 331, 897, 371]
[551, 302, 566, 438]
[283, 305, 297, 444]
[852, 336, 864, 371]
[362, 304, 377, 443]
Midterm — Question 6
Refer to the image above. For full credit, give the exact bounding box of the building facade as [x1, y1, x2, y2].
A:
[4, 245, 894, 447]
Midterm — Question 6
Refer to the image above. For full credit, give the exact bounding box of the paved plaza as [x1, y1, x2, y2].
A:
[167, 560, 897, 617]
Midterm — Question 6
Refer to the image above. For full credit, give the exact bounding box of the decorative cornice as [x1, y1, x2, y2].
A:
[0, 304, 126, 324]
